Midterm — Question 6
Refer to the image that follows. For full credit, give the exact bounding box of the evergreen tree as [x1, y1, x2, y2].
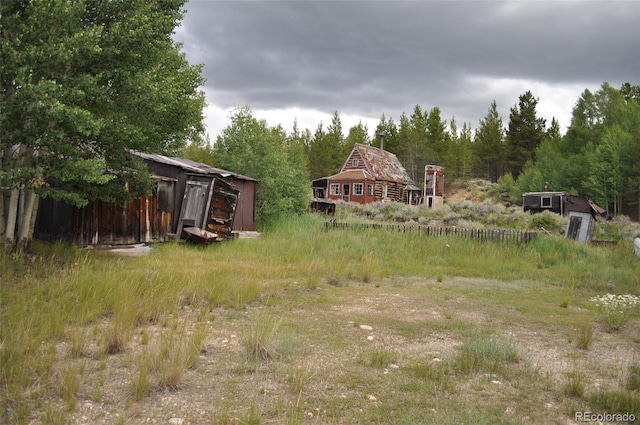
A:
[407, 105, 428, 183]
[505, 91, 547, 178]
[288, 119, 313, 177]
[459, 122, 474, 180]
[345, 122, 370, 153]
[308, 123, 327, 180]
[307, 117, 344, 180]
[373, 114, 399, 153]
[547, 118, 561, 141]
[448, 118, 474, 179]
[425, 106, 448, 166]
[474, 101, 505, 182]
[327, 110, 346, 156]
[395, 113, 412, 174]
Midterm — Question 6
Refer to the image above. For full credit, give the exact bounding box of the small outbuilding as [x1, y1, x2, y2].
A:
[34, 153, 257, 245]
[523, 191, 606, 218]
[134, 152, 257, 232]
[424, 165, 445, 208]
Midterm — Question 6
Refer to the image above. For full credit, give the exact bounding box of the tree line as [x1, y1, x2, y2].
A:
[205, 82, 640, 224]
[1, 1, 638, 249]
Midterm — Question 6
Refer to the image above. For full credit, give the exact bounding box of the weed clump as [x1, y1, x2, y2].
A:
[575, 324, 593, 350]
[241, 318, 300, 363]
[627, 364, 640, 392]
[564, 370, 586, 398]
[452, 329, 520, 375]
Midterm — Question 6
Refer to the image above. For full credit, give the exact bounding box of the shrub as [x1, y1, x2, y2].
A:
[528, 211, 560, 232]
[590, 294, 640, 332]
[588, 389, 640, 417]
[357, 347, 398, 368]
[242, 317, 300, 363]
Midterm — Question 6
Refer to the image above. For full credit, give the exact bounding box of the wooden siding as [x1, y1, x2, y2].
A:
[346, 150, 367, 171]
[325, 178, 376, 204]
[231, 180, 256, 230]
[74, 193, 173, 245]
[374, 181, 403, 202]
[145, 158, 255, 232]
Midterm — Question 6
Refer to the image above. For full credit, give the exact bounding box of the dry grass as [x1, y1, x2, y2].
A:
[2, 213, 640, 424]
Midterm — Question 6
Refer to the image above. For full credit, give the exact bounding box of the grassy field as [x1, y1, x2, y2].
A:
[1, 213, 639, 424]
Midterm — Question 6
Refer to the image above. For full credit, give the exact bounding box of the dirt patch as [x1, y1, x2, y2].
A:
[34, 277, 640, 424]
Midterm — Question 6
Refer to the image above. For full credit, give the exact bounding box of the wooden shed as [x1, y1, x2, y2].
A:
[523, 191, 606, 218]
[34, 153, 257, 245]
[133, 153, 257, 231]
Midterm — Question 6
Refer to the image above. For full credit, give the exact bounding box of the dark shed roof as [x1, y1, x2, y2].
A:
[132, 152, 257, 182]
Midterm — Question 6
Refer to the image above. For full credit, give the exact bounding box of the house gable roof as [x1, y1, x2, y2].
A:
[342, 144, 414, 185]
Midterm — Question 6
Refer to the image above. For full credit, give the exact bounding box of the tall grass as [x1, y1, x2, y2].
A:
[2, 213, 640, 422]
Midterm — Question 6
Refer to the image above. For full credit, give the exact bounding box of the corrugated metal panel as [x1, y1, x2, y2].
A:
[132, 151, 256, 182]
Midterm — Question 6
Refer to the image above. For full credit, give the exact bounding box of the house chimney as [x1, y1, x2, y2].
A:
[378, 131, 386, 151]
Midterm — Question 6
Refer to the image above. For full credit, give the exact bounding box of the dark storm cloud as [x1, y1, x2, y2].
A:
[174, 0, 640, 129]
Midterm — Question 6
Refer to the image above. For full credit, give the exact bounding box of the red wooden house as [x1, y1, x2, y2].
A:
[312, 144, 421, 205]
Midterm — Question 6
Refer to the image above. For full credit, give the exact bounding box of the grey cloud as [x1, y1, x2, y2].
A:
[175, 0, 640, 128]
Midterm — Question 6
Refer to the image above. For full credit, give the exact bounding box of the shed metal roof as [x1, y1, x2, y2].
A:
[132, 151, 257, 182]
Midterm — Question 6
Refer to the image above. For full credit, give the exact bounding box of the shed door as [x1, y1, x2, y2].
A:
[342, 184, 350, 202]
[566, 216, 582, 240]
[177, 178, 214, 236]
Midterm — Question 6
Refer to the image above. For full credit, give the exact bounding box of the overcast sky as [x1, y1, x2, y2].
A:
[173, 0, 640, 140]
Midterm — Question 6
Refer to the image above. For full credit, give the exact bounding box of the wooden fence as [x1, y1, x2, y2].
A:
[324, 221, 540, 244]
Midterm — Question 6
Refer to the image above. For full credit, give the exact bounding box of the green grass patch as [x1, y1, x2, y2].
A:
[451, 329, 520, 375]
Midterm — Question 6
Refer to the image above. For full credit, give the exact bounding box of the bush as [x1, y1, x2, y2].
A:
[528, 211, 561, 232]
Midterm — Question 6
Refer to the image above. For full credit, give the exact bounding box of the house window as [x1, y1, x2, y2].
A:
[354, 183, 363, 195]
[541, 196, 552, 208]
[352, 159, 360, 167]
[367, 184, 373, 196]
[330, 184, 340, 196]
